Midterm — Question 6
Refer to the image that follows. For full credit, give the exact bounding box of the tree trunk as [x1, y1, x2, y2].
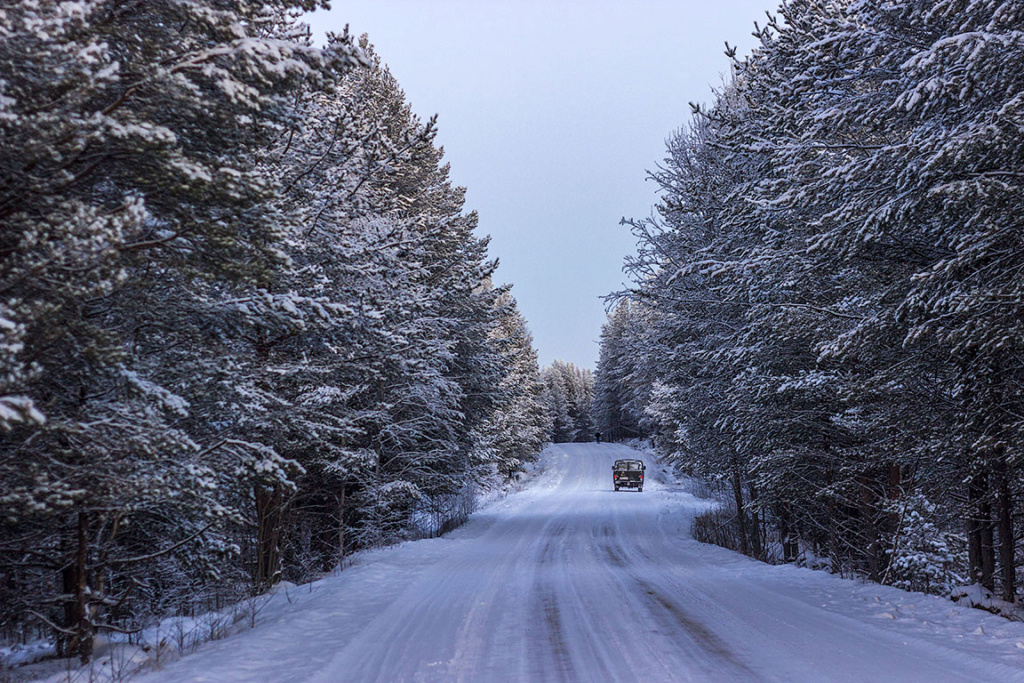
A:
[881, 463, 902, 577]
[730, 459, 749, 557]
[251, 336, 287, 590]
[254, 484, 285, 589]
[967, 472, 995, 590]
[59, 511, 93, 663]
[980, 498, 996, 592]
[887, 463, 902, 516]
[778, 506, 799, 563]
[747, 481, 763, 560]
[58, 536, 76, 658]
[824, 467, 840, 573]
[75, 511, 92, 663]
[967, 476, 982, 585]
[994, 459, 1015, 602]
[337, 486, 347, 561]
[858, 473, 881, 582]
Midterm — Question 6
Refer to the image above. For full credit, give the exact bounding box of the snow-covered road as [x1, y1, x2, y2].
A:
[134, 443, 1024, 682]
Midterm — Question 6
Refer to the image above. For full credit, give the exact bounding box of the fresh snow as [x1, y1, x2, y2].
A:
[51, 444, 1024, 682]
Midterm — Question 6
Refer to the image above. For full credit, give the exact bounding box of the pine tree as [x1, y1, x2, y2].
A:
[541, 361, 595, 443]
[0, 1, 361, 659]
[474, 291, 550, 480]
[608, 0, 1024, 600]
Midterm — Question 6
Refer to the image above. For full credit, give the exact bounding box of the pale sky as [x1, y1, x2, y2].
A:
[307, 1, 778, 370]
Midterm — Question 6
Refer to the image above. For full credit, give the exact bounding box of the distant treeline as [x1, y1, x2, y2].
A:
[541, 360, 595, 444]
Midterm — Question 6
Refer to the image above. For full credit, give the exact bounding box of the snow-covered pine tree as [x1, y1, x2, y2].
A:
[714, 0, 885, 573]
[475, 290, 550, 481]
[741, 0, 1024, 594]
[541, 361, 595, 443]
[541, 369, 575, 444]
[347, 43, 506, 543]
[185, 34, 446, 586]
[611, 0, 1024, 600]
[593, 301, 645, 442]
[838, 0, 1024, 599]
[0, 1, 361, 660]
[616, 87, 768, 559]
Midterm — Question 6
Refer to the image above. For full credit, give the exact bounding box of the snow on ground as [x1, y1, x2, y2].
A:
[30, 443, 1024, 682]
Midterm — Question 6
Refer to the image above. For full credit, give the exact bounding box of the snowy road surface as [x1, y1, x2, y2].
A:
[134, 443, 1024, 682]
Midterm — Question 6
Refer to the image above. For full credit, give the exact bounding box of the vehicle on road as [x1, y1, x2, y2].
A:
[613, 459, 645, 492]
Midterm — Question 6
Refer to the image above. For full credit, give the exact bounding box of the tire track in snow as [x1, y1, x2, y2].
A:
[600, 488, 760, 680]
[636, 578, 758, 680]
[529, 519, 575, 682]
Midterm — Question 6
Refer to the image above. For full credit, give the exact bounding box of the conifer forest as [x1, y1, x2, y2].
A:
[0, 1, 562, 663]
[594, 0, 1024, 609]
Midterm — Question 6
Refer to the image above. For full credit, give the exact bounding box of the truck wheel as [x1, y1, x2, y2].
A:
[614, 485, 620, 491]
[638, 486, 643, 492]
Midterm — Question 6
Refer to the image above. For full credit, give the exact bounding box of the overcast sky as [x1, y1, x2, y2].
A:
[307, 1, 778, 370]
